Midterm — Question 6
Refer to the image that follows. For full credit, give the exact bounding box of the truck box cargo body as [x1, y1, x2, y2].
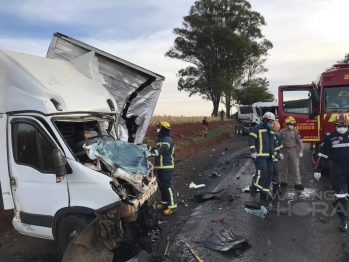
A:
[0, 33, 164, 259]
[47, 32, 165, 144]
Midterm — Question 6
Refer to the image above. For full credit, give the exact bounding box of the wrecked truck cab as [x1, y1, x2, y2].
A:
[0, 44, 162, 259]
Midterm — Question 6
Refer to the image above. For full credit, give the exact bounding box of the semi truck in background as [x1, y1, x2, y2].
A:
[0, 32, 165, 261]
[234, 99, 278, 135]
[278, 63, 349, 167]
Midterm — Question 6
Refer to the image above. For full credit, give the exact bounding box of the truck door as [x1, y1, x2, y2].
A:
[278, 85, 321, 142]
[8, 116, 69, 239]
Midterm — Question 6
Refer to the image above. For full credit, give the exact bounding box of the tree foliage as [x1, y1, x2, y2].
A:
[166, 0, 273, 116]
[338, 53, 349, 63]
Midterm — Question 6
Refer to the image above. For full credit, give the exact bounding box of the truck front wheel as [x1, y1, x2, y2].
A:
[58, 215, 90, 253]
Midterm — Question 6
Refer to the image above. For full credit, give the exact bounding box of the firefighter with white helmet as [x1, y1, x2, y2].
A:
[314, 113, 349, 232]
[331, 90, 349, 108]
[280, 116, 305, 190]
[248, 112, 283, 200]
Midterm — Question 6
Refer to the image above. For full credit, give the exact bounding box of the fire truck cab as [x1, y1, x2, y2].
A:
[278, 63, 349, 166]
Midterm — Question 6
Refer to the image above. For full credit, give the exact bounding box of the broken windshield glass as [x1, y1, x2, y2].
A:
[95, 140, 150, 176]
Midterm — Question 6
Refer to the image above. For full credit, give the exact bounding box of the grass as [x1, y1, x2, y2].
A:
[192, 124, 233, 144]
[150, 115, 233, 125]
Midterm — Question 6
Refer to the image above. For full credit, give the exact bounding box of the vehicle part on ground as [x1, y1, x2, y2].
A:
[189, 182, 205, 189]
[61, 216, 114, 262]
[244, 206, 268, 218]
[205, 229, 249, 252]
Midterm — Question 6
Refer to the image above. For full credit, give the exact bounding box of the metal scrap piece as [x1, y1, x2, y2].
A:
[205, 229, 249, 252]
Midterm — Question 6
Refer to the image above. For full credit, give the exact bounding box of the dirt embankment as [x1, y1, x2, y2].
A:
[145, 120, 236, 162]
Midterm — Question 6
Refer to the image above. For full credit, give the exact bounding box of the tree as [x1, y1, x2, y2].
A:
[166, 0, 273, 116]
[338, 53, 349, 63]
[234, 77, 274, 105]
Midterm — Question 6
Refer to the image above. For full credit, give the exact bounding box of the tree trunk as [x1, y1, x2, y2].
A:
[212, 99, 219, 117]
[225, 103, 231, 118]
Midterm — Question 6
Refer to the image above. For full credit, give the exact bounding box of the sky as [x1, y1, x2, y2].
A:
[0, 0, 348, 116]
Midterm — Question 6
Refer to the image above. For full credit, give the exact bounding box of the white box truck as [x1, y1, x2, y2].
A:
[0, 33, 165, 261]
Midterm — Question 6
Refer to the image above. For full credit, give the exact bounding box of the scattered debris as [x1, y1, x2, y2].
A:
[211, 218, 225, 223]
[186, 243, 204, 262]
[212, 149, 216, 152]
[225, 147, 228, 151]
[244, 201, 262, 210]
[225, 161, 230, 164]
[222, 152, 226, 155]
[291, 236, 296, 241]
[205, 229, 249, 252]
[193, 167, 196, 171]
[236, 174, 240, 179]
[319, 217, 330, 224]
[211, 172, 220, 178]
[244, 206, 268, 218]
[189, 182, 205, 189]
[228, 194, 234, 202]
[126, 250, 153, 262]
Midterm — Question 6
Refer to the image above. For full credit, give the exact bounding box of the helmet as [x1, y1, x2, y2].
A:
[334, 113, 349, 126]
[272, 121, 281, 132]
[338, 90, 349, 97]
[285, 116, 296, 125]
[263, 112, 276, 121]
[156, 121, 170, 130]
[204, 116, 208, 119]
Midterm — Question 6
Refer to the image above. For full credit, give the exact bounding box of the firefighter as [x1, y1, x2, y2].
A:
[272, 121, 284, 197]
[314, 113, 349, 232]
[149, 121, 177, 215]
[248, 112, 283, 200]
[331, 90, 349, 108]
[280, 116, 305, 190]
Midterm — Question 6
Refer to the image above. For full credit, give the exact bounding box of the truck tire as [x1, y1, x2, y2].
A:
[58, 215, 90, 253]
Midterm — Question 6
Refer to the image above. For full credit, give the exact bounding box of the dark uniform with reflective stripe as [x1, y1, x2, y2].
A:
[248, 123, 281, 194]
[150, 130, 176, 208]
[315, 131, 349, 220]
[272, 131, 283, 187]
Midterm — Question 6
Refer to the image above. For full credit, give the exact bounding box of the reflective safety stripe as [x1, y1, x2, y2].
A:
[317, 153, 328, 158]
[155, 165, 175, 169]
[250, 132, 257, 138]
[162, 142, 171, 148]
[275, 146, 281, 151]
[254, 170, 263, 190]
[257, 153, 269, 156]
[154, 149, 159, 156]
[249, 145, 256, 149]
[258, 129, 267, 155]
[168, 188, 175, 207]
[161, 201, 168, 204]
[332, 143, 349, 148]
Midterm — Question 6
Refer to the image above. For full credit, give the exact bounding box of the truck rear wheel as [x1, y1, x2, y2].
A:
[58, 215, 90, 253]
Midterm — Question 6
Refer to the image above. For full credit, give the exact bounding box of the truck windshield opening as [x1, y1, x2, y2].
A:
[324, 86, 349, 112]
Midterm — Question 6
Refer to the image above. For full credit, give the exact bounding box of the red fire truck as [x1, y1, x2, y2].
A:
[278, 63, 349, 166]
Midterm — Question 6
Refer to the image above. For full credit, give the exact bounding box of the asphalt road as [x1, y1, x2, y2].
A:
[166, 136, 349, 262]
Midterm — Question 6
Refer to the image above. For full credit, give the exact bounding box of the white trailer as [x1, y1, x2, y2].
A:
[234, 100, 278, 135]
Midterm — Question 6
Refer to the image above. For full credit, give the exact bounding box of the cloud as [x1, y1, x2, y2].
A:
[1, 0, 349, 116]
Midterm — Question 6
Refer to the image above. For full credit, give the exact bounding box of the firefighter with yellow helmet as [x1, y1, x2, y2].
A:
[149, 121, 177, 215]
[280, 116, 305, 190]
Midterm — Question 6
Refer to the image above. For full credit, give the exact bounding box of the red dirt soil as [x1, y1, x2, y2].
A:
[145, 120, 236, 162]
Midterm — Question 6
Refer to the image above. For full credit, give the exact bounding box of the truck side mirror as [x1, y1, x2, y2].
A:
[310, 89, 320, 108]
[53, 149, 67, 182]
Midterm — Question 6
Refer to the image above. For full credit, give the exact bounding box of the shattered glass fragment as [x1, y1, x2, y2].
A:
[95, 140, 150, 176]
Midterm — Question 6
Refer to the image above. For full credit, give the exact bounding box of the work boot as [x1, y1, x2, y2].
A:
[340, 217, 348, 232]
[156, 204, 167, 210]
[294, 184, 305, 190]
[163, 208, 177, 216]
[272, 184, 281, 199]
[280, 182, 288, 187]
[249, 185, 258, 197]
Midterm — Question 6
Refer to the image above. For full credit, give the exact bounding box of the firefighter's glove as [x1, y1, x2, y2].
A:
[278, 153, 284, 160]
[251, 152, 257, 159]
[314, 172, 321, 181]
[298, 153, 303, 158]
